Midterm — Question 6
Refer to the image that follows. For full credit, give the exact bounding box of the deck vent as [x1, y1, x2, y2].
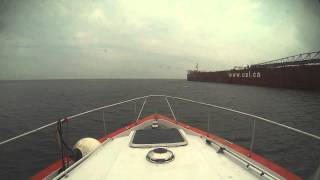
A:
[151, 121, 159, 129]
[146, 148, 174, 164]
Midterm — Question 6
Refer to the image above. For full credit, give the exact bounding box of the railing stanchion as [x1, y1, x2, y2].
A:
[136, 98, 147, 122]
[133, 101, 137, 121]
[102, 109, 107, 135]
[165, 97, 177, 121]
[250, 119, 256, 152]
[174, 101, 178, 120]
[207, 110, 211, 134]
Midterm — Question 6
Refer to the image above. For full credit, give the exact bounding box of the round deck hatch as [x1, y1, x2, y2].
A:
[146, 148, 174, 163]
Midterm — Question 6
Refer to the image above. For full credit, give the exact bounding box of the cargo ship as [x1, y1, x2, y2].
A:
[187, 51, 320, 91]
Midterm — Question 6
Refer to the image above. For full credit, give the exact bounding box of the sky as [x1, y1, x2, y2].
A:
[0, 0, 319, 80]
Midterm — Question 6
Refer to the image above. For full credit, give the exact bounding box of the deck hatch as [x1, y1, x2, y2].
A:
[130, 128, 187, 148]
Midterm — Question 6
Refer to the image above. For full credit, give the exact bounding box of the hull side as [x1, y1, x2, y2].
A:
[187, 65, 320, 91]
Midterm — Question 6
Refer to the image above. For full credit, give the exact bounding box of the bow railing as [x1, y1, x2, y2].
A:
[1, 94, 319, 146]
[0, 95, 319, 179]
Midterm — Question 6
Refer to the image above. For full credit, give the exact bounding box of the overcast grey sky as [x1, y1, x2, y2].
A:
[0, 0, 319, 80]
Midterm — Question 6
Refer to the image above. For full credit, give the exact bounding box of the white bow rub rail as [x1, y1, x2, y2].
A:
[1, 95, 319, 150]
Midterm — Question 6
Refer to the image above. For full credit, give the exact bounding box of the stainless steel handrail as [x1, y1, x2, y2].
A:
[0, 95, 148, 146]
[165, 95, 320, 140]
[1, 94, 319, 148]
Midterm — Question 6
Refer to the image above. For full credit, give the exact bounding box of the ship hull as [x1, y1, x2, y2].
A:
[187, 65, 320, 91]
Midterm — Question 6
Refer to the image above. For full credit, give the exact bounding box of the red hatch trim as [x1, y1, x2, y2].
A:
[30, 114, 302, 180]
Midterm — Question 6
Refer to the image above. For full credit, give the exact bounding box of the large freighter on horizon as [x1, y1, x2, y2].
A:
[187, 51, 320, 91]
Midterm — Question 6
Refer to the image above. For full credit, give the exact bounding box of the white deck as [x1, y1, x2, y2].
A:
[59, 124, 265, 180]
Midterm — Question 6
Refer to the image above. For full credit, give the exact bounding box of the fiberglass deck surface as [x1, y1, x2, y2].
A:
[61, 129, 261, 180]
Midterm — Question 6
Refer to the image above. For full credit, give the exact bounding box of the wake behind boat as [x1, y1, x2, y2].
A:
[0, 95, 319, 180]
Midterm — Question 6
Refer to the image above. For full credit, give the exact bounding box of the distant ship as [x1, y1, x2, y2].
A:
[187, 51, 320, 91]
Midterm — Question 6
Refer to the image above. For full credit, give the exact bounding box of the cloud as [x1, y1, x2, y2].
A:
[0, 0, 319, 80]
[295, 0, 320, 50]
